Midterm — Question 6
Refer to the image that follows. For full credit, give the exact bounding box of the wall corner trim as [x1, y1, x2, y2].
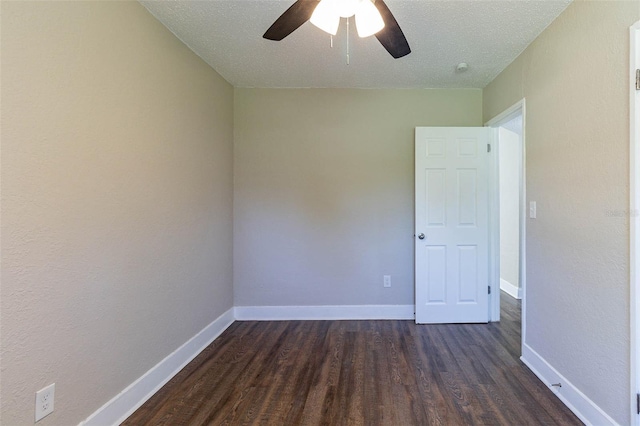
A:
[234, 305, 415, 321]
[79, 308, 235, 426]
[521, 343, 618, 426]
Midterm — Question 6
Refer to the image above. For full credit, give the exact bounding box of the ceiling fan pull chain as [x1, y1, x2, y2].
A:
[346, 17, 350, 65]
[330, 34, 333, 48]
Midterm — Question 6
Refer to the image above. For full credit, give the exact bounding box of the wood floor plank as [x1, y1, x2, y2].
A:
[405, 323, 452, 425]
[123, 292, 583, 426]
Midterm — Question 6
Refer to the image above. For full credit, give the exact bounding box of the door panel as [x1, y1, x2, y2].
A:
[457, 169, 477, 226]
[457, 245, 478, 302]
[426, 169, 446, 226]
[425, 246, 446, 303]
[415, 127, 491, 324]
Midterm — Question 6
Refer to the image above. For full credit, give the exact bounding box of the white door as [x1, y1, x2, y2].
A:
[415, 127, 491, 324]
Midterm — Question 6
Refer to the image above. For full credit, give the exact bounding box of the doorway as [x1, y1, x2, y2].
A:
[414, 127, 492, 324]
[485, 101, 526, 342]
[498, 121, 523, 301]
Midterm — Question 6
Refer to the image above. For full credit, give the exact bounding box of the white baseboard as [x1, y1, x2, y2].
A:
[521, 343, 618, 426]
[500, 278, 522, 299]
[80, 308, 235, 426]
[234, 304, 415, 321]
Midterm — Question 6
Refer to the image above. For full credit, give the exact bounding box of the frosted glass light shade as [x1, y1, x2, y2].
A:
[355, 0, 384, 37]
[310, 0, 340, 35]
[336, 0, 360, 18]
[311, 0, 384, 38]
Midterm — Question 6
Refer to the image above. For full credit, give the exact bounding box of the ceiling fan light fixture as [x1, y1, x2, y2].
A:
[311, 0, 384, 38]
[310, 0, 340, 35]
[263, 0, 409, 59]
[355, 0, 385, 37]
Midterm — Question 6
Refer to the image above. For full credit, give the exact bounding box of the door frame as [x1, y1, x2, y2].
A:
[484, 99, 526, 329]
[630, 20, 639, 426]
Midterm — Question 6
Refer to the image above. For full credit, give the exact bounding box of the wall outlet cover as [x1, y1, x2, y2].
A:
[35, 383, 55, 422]
[383, 275, 391, 288]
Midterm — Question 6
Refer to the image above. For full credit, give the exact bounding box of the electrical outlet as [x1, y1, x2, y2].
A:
[35, 383, 55, 422]
[383, 275, 391, 288]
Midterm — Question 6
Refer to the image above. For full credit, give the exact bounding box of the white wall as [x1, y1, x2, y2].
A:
[0, 2, 234, 424]
[484, 1, 640, 423]
[499, 124, 521, 297]
[234, 88, 482, 308]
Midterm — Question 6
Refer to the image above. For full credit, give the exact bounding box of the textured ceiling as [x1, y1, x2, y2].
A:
[140, 0, 572, 88]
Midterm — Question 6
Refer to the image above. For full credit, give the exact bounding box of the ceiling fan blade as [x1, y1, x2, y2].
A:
[263, 0, 318, 41]
[373, 0, 411, 59]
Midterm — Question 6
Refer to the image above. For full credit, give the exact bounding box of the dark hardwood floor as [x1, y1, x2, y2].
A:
[123, 292, 582, 425]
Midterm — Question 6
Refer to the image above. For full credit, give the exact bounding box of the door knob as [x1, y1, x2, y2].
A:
[418, 233, 425, 240]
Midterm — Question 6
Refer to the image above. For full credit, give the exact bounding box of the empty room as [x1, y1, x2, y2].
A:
[2, 0, 640, 425]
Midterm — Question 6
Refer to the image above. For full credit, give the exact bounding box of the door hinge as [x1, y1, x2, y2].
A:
[636, 69, 640, 90]
[488, 286, 491, 294]
[487, 143, 491, 153]
[637, 393, 640, 414]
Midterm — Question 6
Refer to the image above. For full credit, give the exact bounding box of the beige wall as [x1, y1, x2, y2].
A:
[6, 0, 636, 423]
[234, 88, 481, 307]
[484, 1, 640, 423]
[0, 2, 234, 425]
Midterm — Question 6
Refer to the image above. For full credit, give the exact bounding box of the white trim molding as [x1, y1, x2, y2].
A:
[79, 308, 235, 426]
[499, 278, 522, 300]
[234, 305, 415, 321]
[630, 19, 640, 426]
[485, 99, 525, 128]
[521, 343, 618, 426]
[484, 98, 527, 327]
[488, 127, 501, 322]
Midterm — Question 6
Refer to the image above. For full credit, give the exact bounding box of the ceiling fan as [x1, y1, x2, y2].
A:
[263, 0, 411, 59]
